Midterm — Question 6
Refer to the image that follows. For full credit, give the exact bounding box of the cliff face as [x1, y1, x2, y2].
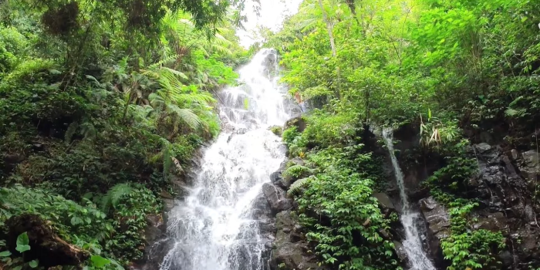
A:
[391, 125, 540, 270]
[418, 144, 540, 269]
[264, 120, 540, 270]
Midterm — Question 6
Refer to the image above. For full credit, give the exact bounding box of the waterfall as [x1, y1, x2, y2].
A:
[382, 128, 436, 270]
[159, 49, 299, 270]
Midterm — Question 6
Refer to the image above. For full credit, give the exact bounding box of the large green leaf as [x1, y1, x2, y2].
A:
[16, 232, 30, 253]
[28, 259, 39, 268]
[91, 255, 111, 268]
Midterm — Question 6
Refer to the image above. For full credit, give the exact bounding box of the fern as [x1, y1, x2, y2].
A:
[100, 183, 134, 213]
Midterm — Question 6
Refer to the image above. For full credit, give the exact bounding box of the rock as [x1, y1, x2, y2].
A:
[144, 214, 165, 244]
[271, 211, 327, 270]
[284, 117, 307, 133]
[288, 158, 305, 167]
[159, 190, 174, 199]
[520, 150, 540, 183]
[420, 197, 450, 239]
[163, 199, 175, 212]
[393, 241, 409, 264]
[270, 170, 287, 189]
[472, 212, 507, 231]
[511, 149, 520, 160]
[499, 250, 513, 268]
[419, 196, 449, 265]
[270, 125, 283, 136]
[475, 142, 492, 153]
[263, 183, 292, 213]
[374, 193, 396, 211]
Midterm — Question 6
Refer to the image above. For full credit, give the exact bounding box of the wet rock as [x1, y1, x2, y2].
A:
[374, 193, 396, 212]
[499, 250, 514, 268]
[519, 150, 540, 183]
[145, 214, 165, 243]
[420, 197, 450, 239]
[163, 199, 175, 212]
[270, 211, 327, 270]
[262, 183, 292, 213]
[464, 144, 540, 268]
[472, 212, 507, 231]
[418, 196, 449, 266]
[284, 117, 307, 133]
[270, 170, 287, 189]
[393, 241, 409, 264]
[269, 125, 283, 136]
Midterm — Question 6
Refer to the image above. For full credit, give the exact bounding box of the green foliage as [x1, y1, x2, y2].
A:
[100, 184, 135, 214]
[296, 148, 397, 269]
[283, 164, 311, 180]
[282, 126, 301, 147]
[15, 232, 30, 253]
[425, 139, 478, 203]
[441, 202, 506, 270]
[286, 118, 396, 269]
[0, 0, 246, 265]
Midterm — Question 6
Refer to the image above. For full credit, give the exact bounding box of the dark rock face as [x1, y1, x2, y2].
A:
[419, 196, 449, 268]
[131, 200, 174, 270]
[261, 160, 329, 270]
[263, 183, 292, 213]
[271, 211, 325, 270]
[414, 143, 540, 269]
[387, 124, 540, 270]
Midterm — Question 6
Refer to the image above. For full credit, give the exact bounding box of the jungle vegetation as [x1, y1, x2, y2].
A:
[1, 0, 540, 269]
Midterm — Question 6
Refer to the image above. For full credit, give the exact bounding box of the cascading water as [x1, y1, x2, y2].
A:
[382, 128, 436, 270]
[159, 49, 299, 270]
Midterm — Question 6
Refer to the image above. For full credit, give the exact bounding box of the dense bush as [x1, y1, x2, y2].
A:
[0, 0, 247, 268]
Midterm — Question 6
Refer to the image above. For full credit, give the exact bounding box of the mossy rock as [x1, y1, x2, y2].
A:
[270, 125, 283, 136]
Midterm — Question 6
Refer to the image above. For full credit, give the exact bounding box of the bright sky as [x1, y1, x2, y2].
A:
[237, 0, 304, 48]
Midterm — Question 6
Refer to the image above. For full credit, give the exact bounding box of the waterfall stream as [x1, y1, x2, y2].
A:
[382, 128, 436, 270]
[159, 49, 299, 270]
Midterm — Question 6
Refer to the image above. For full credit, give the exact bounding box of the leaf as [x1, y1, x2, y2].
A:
[0, 251, 11, 257]
[29, 259, 39, 268]
[16, 232, 30, 253]
[91, 255, 111, 268]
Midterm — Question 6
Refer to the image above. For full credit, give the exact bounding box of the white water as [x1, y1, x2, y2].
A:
[382, 128, 436, 270]
[159, 49, 299, 270]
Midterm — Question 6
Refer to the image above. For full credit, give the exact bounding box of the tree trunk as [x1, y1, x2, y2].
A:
[6, 214, 89, 268]
[317, 0, 337, 57]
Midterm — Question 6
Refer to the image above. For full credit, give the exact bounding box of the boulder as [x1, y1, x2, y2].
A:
[270, 211, 327, 270]
[263, 183, 292, 213]
[374, 193, 396, 212]
[284, 117, 307, 133]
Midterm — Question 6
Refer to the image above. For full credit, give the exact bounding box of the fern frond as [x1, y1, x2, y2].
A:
[100, 183, 134, 213]
[167, 104, 201, 129]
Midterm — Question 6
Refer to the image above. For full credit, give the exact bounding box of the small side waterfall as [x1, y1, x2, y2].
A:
[382, 128, 436, 270]
[159, 49, 299, 270]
